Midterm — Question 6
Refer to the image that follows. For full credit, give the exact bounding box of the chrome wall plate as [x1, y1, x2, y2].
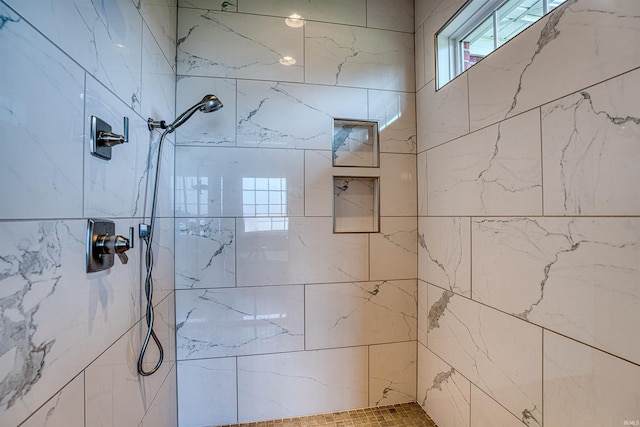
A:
[90, 116, 113, 160]
[86, 219, 115, 273]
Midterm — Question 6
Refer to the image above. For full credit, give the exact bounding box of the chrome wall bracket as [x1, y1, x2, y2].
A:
[90, 115, 129, 160]
[86, 219, 134, 273]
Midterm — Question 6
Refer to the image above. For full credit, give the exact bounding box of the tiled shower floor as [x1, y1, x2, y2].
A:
[218, 402, 438, 427]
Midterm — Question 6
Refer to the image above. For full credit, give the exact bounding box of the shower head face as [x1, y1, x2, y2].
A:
[167, 94, 223, 132]
[199, 94, 223, 113]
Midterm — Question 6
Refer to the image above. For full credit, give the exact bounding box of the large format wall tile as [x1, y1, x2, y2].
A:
[417, 73, 469, 152]
[0, 6, 84, 220]
[141, 24, 176, 128]
[367, 0, 413, 32]
[472, 217, 640, 365]
[177, 8, 303, 81]
[370, 217, 418, 280]
[468, 0, 640, 130]
[369, 342, 417, 406]
[237, 80, 367, 150]
[176, 286, 304, 359]
[471, 385, 528, 427]
[238, 0, 366, 26]
[418, 217, 471, 297]
[418, 344, 470, 427]
[175, 76, 236, 145]
[427, 109, 542, 216]
[139, 0, 177, 70]
[544, 331, 640, 427]
[369, 90, 417, 154]
[236, 217, 369, 286]
[237, 347, 369, 422]
[6, 0, 143, 112]
[175, 146, 304, 217]
[542, 68, 640, 215]
[20, 374, 84, 427]
[304, 150, 333, 217]
[178, 358, 237, 427]
[380, 153, 417, 216]
[141, 365, 178, 427]
[175, 218, 236, 288]
[305, 280, 417, 349]
[0, 220, 140, 426]
[427, 284, 543, 426]
[305, 22, 414, 92]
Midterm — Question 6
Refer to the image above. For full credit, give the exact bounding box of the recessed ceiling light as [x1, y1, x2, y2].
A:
[279, 56, 297, 66]
[285, 13, 304, 28]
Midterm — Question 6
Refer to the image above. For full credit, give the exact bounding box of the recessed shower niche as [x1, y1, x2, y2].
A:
[332, 119, 379, 167]
[333, 176, 380, 233]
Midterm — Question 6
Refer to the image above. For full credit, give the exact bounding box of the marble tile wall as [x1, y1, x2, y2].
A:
[416, 1, 640, 426]
[0, 0, 177, 425]
[174, 1, 417, 425]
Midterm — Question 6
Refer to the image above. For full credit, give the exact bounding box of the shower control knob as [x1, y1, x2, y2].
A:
[88, 221, 135, 272]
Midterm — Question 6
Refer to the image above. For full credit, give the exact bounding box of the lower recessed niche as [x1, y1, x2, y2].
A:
[333, 176, 379, 233]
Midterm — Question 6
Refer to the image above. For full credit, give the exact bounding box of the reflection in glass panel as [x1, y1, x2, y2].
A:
[242, 177, 289, 232]
[176, 176, 209, 216]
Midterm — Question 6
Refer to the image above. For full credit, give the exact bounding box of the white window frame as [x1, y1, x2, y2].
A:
[436, 0, 558, 89]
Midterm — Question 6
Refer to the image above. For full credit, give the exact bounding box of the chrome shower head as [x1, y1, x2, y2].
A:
[147, 94, 223, 133]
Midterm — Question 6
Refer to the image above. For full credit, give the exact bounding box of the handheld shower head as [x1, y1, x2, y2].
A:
[148, 94, 223, 133]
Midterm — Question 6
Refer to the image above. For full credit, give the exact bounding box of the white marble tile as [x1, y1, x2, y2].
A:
[143, 131, 175, 220]
[236, 217, 369, 286]
[418, 217, 471, 297]
[369, 90, 417, 154]
[175, 218, 235, 288]
[542, 68, 640, 215]
[417, 73, 469, 152]
[370, 217, 417, 280]
[175, 146, 304, 217]
[304, 150, 333, 217]
[85, 296, 175, 427]
[179, 0, 236, 12]
[471, 385, 528, 427]
[177, 9, 304, 81]
[415, 24, 426, 91]
[142, 217, 176, 305]
[237, 0, 366, 26]
[0, 219, 141, 426]
[305, 280, 417, 349]
[305, 22, 415, 92]
[417, 151, 427, 215]
[178, 358, 237, 427]
[175, 76, 236, 145]
[237, 347, 369, 422]
[19, 374, 84, 427]
[369, 342, 417, 407]
[544, 331, 640, 427]
[427, 109, 542, 216]
[417, 344, 470, 427]
[472, 217, 640, 365]
[367, 0, 413, 32]
[6, 0, 143, 112]
[139, 0, 177, 70]
[141, 364, 178, 427]
[427, 284, 543, 426]
[418, 280, 429, 346]
[176, 286, 304, 359]
[85, 76, 152, 218]
[237, 80, 367, 150]
[141, 25, 176, 130]
[0, 6, 84, 220]
[380, 153, 417, 217]
[468, 0, 640, 131]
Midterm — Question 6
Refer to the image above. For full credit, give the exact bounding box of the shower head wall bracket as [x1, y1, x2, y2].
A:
[90, 115, 129, 160]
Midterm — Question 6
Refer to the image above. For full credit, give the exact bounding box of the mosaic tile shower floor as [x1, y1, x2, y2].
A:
[218, 402, 438, 427]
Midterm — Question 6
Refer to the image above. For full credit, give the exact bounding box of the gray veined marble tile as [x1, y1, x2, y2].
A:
[177, 9, 303, 82]
[370, 217, 418, 281]
[237, 0, 366, 26]
[472, 217, 640, 365]
[542, 67, 640, 215]
[427, 109, 542, 216]
[468, 0, 640, 130]
[0, 5, 84, 220]
[175, 218, 236, 289]
[305, 22, 415, 92]
[369, 90, 417, 154]
[175, 286, 304, 359]
[179, 0, 237, 12]
[367, 0, 414, 33]
[369, 342, 417, 407]
[426, 283, 543, 426]
[418, 217, 471, 297]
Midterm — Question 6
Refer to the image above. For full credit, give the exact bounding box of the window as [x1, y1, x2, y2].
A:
[436, 0, 566, 88]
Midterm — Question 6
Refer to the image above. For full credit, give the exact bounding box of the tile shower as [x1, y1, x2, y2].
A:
[0, 2, 638, 427]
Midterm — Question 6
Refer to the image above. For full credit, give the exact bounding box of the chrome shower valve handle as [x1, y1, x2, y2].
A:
[95, 226, 134, 264]
[86, 220, 134, 272]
